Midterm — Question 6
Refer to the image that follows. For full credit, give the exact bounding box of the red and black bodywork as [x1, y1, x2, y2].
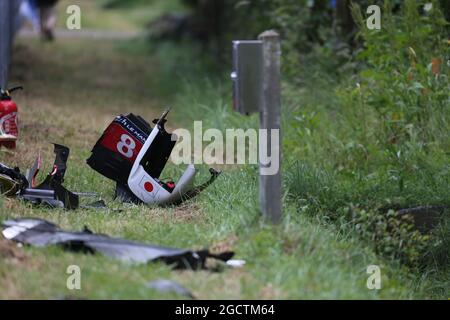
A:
[87, 113, 177, 203]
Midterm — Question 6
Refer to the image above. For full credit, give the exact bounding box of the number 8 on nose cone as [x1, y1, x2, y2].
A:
[87, 113, 174, 185]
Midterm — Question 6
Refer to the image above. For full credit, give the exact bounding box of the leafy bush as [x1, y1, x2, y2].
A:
[342, 206, 431, 265]
[178, 0, 339, 77]
[284, 0, 449, 267]
[285, 159, 448, 263]
[350, 0, 449, 146]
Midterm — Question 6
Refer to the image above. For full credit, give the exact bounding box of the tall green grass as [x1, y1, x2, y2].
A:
[139, 0, 449, 298]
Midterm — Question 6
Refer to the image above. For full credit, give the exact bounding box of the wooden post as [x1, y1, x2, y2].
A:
[258, 30, 282, 224]
[0, 0, 12, 89]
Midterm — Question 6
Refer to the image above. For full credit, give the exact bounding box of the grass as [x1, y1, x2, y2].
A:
[0, 1, 448, 299]
[56, 0, 184, 32]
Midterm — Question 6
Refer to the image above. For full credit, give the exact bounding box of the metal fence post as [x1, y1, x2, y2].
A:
[0, 0, 12, 88]
[258, 30, 282, 224]
[0, 0, 22, 89]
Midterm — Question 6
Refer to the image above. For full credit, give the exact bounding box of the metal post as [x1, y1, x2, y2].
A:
[0, 0, 11, 89]
[0, 0, 12, 89]
[258, 30, 282, 224]
[0, 0, 22, 89]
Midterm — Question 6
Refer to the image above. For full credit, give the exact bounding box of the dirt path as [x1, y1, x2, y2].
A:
[18, 28, 141, 40]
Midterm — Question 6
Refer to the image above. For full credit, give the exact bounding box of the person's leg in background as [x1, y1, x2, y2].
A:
[39, 5, 56, 40]
[37, 0, 58, 41]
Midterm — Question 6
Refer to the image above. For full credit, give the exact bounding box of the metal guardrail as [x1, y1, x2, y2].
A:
[0, 0, 23, 89]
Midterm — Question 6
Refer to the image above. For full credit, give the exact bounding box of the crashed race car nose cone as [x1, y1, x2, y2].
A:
[88, 110, 221, 206]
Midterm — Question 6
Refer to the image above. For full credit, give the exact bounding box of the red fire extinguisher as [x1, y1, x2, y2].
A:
[0, 86, 23, 149]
